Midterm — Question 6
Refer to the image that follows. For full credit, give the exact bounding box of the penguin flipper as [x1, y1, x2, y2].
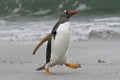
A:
[33, 34, 53, 55]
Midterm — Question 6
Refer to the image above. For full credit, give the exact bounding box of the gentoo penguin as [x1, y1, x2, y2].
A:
[33, 10, 81, 75]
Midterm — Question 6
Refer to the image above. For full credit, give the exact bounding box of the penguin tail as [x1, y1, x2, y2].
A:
[36, 64, 46, 71]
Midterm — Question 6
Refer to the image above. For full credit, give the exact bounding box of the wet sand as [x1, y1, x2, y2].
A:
[0, 40, 120, 80]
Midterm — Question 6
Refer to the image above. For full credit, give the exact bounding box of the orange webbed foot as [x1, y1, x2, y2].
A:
[65, 63, 81, 69]
[45, 68, 55, 75]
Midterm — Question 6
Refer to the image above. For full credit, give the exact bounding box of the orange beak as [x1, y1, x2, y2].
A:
[69, 11, 79, 15]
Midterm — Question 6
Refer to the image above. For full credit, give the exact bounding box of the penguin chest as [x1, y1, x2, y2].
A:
[51, 22, 70, 57]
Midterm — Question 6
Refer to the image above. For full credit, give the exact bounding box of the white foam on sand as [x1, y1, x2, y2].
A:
[0, 40, 120, 80]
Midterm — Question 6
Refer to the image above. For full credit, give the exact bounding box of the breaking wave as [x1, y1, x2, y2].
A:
[0, 17, 120, 42]
[0, 0, 120, 42]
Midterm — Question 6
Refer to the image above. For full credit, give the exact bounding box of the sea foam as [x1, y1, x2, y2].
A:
[0, 16, 120, 42]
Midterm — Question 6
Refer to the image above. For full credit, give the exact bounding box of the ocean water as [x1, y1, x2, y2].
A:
[0, 0, 120, 42]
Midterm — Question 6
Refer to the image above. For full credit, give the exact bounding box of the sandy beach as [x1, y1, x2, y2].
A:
[0, 40, 120, 80]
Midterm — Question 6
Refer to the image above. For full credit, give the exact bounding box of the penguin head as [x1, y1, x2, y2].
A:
[61, 10, 79, 19]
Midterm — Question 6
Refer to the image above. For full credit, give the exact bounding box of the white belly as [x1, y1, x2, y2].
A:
[51, 22, 70, 62]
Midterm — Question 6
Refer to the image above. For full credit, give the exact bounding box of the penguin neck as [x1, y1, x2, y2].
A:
[51, 17, 69, 35]
[58, 17, 69, 24]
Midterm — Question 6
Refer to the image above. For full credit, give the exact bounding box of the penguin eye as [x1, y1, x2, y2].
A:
[64, 10, 68, 14]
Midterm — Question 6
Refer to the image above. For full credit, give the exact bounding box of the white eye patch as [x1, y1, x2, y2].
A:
[64, 10, 68, 14]
[64, 10, 67, 13]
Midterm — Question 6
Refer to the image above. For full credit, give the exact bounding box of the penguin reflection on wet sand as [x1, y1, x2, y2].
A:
[33, 10, 81, 75]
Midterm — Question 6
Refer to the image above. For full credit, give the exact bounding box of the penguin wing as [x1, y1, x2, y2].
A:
[33, 34, 53, 55]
